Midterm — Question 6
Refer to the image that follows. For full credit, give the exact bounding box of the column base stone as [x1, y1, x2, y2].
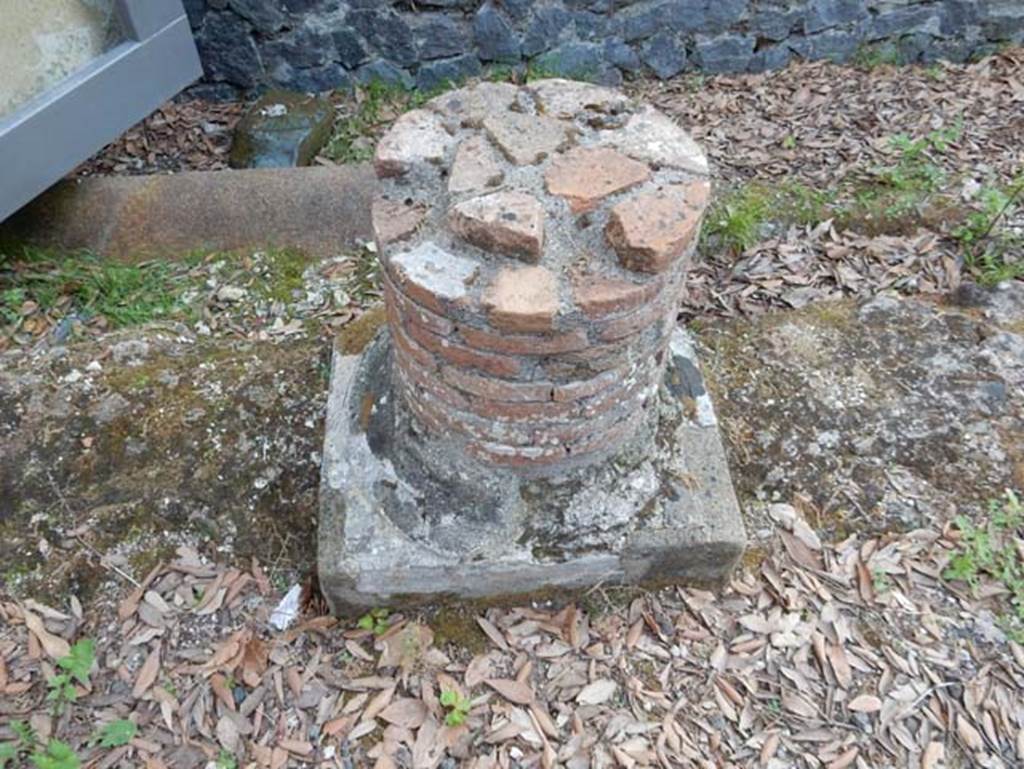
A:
[317, 327, 746, 614]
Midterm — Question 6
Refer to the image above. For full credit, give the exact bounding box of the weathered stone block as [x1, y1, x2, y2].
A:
[641, 32, 688, 79]
[415, 54, 482, 92]
[413, 15, 471, 60]
[318, 328, 746, 611]
[533, 42, 615, 84]
[523, 6, 572, 56]
[694, 34, 756, 73]
[804, 0, 867, 34]
[229, 90, 334, 168]
[474, 2, 522, 63]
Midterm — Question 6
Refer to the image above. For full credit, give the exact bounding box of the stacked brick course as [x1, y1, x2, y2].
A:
[372, 79, 709, 473]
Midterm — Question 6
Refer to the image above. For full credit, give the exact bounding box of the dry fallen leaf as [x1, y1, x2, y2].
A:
[486, 678, 534, 705]
[921, 741, 944, 769]
[133, 647, 161, 699]
[22, 609, 70, 660]
[576, 679, 617, 706]
[847, 694, 882, 713]
[379, 698, 429, 730]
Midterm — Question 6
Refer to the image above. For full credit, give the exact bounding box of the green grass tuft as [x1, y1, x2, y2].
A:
[0, 247, 187, 328]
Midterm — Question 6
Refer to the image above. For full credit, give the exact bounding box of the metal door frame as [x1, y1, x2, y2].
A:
[0, 0, 203, 222]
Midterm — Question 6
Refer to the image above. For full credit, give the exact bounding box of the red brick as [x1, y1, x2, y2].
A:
[428, 81, 519, 128]
[388, 310, 442, 371]
[458, 325, 589, 356]
[449, 191, 545, 262]
[448, 134, 505, 194]
[387, 241, 479, 317]
[568, 410, 645, 458]
[383, 276, 454, 336]
[544, 146, 650, 214]
[579, 365, 659, 419]
[481, 265, 560, 333]
[483, 112, 572, 166]
[529, 79, 631, 120]
[531, 401, 635, 446]
[400, 314, 521, 379]
[465, 395, 578, 423]
[441, 365, 554, 403]
[466, 441, 568, 468]
[374, 109, 452, 178]
[399, 354, 573, 424]
[606, 181, 710, 274]
[551, 367, 625, 402]
[372, 196, 427, 248]
[570, 273, 661, 318]
[595, 297, 674, 342]
[402, 383, 525, 446]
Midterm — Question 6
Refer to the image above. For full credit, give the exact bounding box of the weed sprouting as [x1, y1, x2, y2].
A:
[48, 639, 95, 715]
[701, 182, 833, 255]
[357, 607, 391, 635]
[944, 490, 1024, 641]
[954, 177, 1024, 285]
[440, 690, 472, 726]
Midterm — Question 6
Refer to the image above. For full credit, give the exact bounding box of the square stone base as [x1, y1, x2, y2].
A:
[317, 327, 746, 613]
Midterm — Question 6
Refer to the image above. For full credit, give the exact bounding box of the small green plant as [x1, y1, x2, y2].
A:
[484, 64, 517, 83]
[702, 182, 833, 255]
[954, 178, 1024, 286]
[439, 689, 472, 726]
[1, 721, 36, 768]
[48, 639, 95, 714]
[944, 490, 1024, 640]
[0, 287, 26, 325]
[853, 43, 901, 70]
[30, 740, 80, 769]
[525, 57, 567, 82]
[10, 722, 36, 747]
[215, 749, 238, 769]
[357, 607, 391, 635]
[871, 568, 892, 594]
[90, 720, 137, 749]
[781, 135, 797, 150]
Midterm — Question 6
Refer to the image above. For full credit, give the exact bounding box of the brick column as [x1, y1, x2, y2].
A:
[372, 79, 710, 474]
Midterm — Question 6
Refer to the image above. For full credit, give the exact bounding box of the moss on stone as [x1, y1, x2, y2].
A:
[336, 306, 386, 355]
[426, 605, 489, 655]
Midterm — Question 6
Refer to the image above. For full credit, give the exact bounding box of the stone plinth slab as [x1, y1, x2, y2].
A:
[318, 327, 746, 612]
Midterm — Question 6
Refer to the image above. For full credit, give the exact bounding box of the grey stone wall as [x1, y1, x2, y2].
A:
[184, 1, 1024, 97]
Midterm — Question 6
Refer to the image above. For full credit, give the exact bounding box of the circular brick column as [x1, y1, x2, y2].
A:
[371, 79, 710, 474]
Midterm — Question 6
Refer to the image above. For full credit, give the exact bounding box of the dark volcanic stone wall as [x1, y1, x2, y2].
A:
[183, 1, 1024, 97]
